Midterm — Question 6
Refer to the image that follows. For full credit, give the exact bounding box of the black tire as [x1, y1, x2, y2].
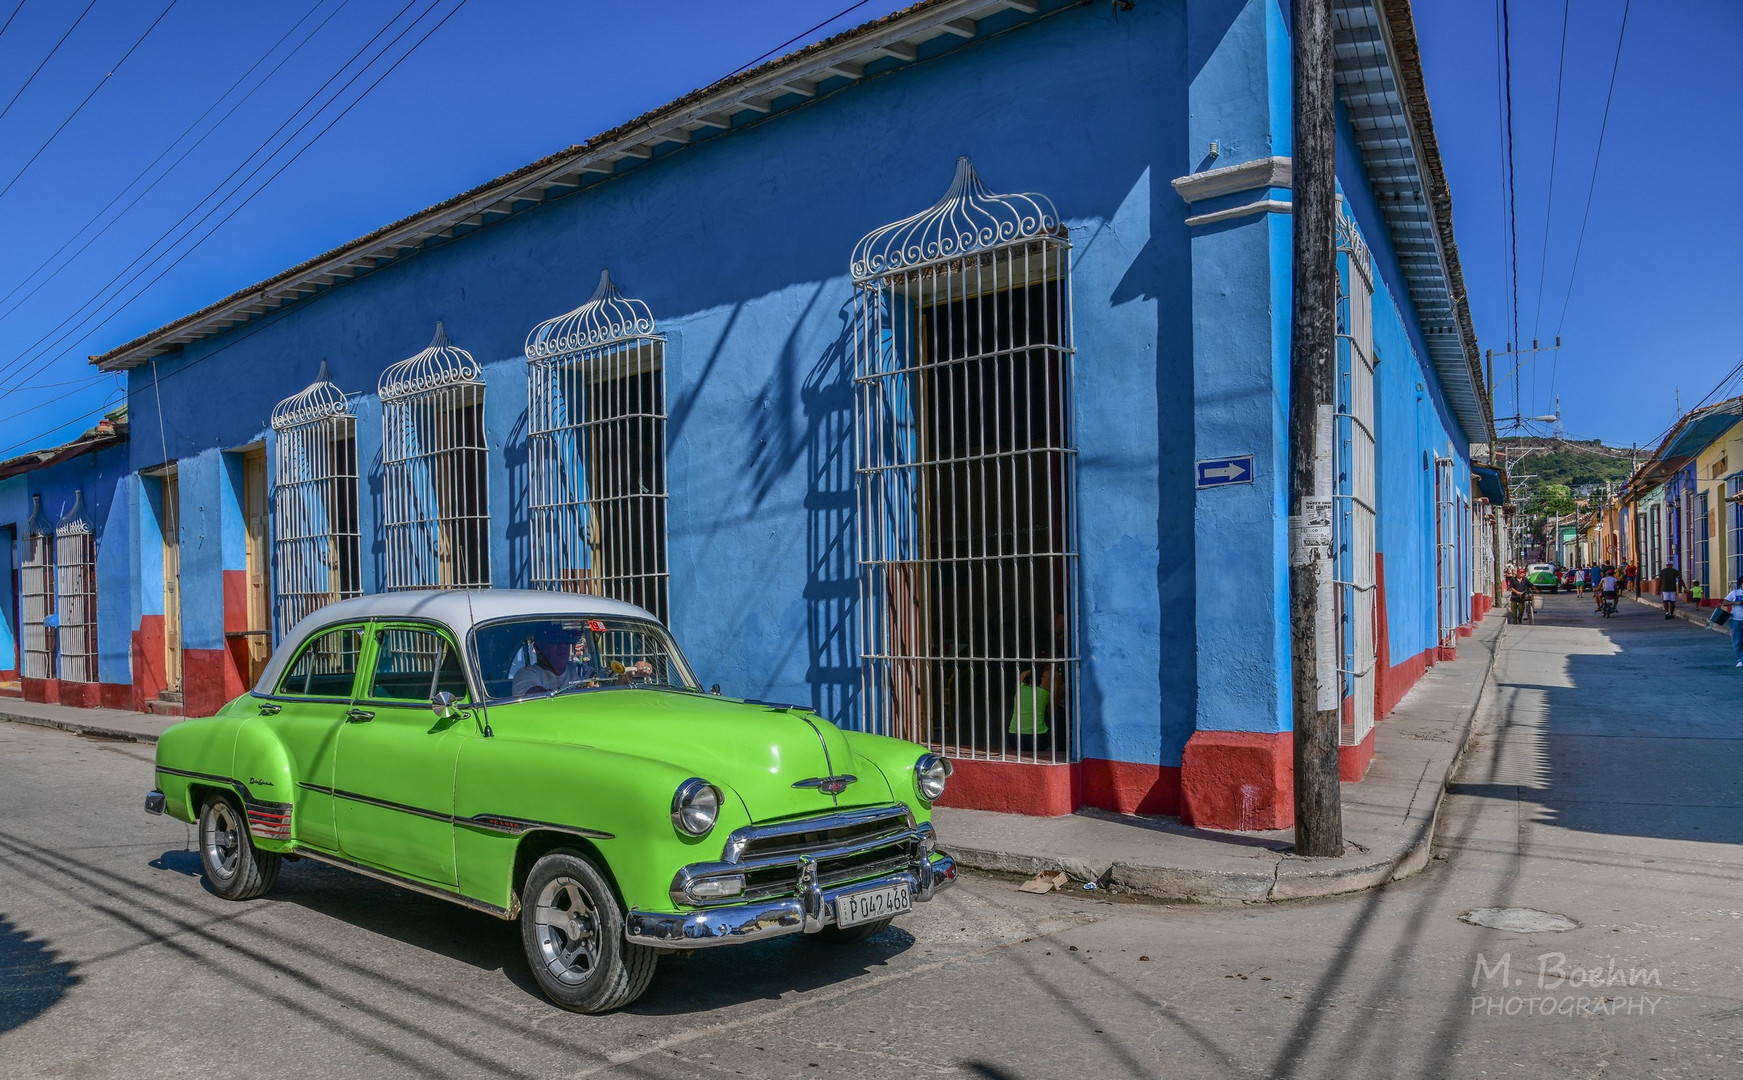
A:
[197, 792, 279, 900]
[810, 917, 893, 943]
[520, 850, 657, 1013]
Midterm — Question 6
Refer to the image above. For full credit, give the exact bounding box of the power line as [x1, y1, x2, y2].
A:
[722, 0, 875, 80]
[1534, 0, 1569, 401]
[0, 0, 437, 387]
[1554, 0, 1631, 337]
[0, 0, 97, 125]
[0, 0, 181, 203]
[1500, 0, 1521, 410]
[0, 0, 341, 364]
[0, 1, 27, 43]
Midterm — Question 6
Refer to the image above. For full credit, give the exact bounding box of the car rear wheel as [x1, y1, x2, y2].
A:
[520, 850, 657, 1013]
[198, 792, 279, 900]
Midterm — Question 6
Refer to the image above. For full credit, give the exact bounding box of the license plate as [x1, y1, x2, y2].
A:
[835, 881, 912, 928]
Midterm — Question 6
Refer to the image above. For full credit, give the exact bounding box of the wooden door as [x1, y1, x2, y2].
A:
[162, 470, 183, 694]
[243, 448, 271, 683]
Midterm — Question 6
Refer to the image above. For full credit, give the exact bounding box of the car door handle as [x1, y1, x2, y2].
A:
[258, 703, 281, 716]
[345, 708, 375, 723]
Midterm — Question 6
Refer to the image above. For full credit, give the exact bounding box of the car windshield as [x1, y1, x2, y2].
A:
[472, 616, 699, 701]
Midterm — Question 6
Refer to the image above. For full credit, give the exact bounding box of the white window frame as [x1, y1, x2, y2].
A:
[1334, 208, 1377, 747]
[380, 323, 491, 592]
[270, 362, 362, 639]
[850, 157, 1079, 765]
[525, 270, 670, 620]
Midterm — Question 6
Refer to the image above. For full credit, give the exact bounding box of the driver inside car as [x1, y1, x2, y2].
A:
[511, 627, 604, 697]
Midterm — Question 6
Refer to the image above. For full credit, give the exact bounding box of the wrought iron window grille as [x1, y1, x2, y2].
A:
[1334, 209, 1377, 748]
[851, 157, 1080, 767]
[525, 270, 669, 619]
[52, 490, 97, 684]
[22, 494, 54, 681]
[380, 323, 492, 592]
[270, 361, 362, 638]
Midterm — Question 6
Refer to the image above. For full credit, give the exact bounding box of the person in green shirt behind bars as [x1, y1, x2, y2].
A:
[1009, 666, 1054, 757]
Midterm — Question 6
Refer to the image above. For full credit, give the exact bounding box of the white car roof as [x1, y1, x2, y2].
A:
[256, 589, 658, 695]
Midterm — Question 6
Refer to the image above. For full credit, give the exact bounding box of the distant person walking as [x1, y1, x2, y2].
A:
[1625, 563, 1638, 595]
[1722, 577, 1743, 667]
[1657, 564, 1684, 619]
[1574, 567, 1587, 594]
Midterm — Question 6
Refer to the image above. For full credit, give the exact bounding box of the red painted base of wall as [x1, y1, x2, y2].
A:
[1179, 730, 1293, 830]
[183, 648, 234, 718]
[937, 758, 1078, 816]
[1338, 725, 1376, 781]
[100, 683, 131, 710]
[21, 677, 59, 705]
[0, 668, 17, 682]
[938, 758, 1184, 818]
[131, 616, 167, 713]
[1081, 759, 1181, 816]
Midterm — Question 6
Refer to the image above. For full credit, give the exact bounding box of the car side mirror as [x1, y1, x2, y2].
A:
[432, 691, 462, 721]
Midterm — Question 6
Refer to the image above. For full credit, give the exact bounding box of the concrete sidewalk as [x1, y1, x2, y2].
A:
[1, 615, 1504, 904]
[935, 612, 1505, 903]
[0, 697, 178, 742]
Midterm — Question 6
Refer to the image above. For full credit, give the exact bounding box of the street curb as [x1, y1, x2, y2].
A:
[0, 710, 159, 744]
[945, 618, 1506, 904]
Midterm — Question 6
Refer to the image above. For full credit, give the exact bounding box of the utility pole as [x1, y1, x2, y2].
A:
[1288, 0, 1342, 858]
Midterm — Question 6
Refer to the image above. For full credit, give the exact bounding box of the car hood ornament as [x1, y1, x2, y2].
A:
[792, 775, 858, 796]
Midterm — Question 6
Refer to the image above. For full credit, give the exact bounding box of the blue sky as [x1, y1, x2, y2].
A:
[0, 0, 1736, 458]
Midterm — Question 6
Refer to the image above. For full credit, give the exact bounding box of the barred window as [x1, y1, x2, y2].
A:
[270, 362, 361, 637]
[53, 490, 97, 684]
[20, 494, 53, 681]
[1728, 473, 1742, 580]
[1435, 456, 1459, 648]
[525, 271, 669, 620]
[851, 157, 1078, 765]
[1334, 211, 1377, 748]
[380, 323, 491, 591]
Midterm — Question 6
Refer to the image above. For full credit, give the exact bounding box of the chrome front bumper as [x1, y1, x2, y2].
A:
[626, 852, 957, 949]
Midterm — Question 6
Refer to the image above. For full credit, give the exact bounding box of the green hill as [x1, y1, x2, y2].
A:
[1498, 437, 1635, 493]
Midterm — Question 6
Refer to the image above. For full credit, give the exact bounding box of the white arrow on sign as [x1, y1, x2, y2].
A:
[1203, 462, 1248, 481]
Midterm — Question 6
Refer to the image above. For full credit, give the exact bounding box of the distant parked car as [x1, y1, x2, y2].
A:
[1526, 564, 1561, 591]
[146, 590, 957, 1013]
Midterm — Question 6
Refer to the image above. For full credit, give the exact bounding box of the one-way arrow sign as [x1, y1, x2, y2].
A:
[1195, 455, 1254, 488]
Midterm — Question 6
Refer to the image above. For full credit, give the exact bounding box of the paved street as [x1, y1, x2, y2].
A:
[2, 595, 1740, 1079]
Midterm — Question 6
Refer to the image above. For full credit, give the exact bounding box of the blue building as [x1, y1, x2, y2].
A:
[6, 0, 1496, 828]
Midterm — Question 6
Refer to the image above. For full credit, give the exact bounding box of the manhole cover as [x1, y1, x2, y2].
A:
[1460, 907, 1579, 932]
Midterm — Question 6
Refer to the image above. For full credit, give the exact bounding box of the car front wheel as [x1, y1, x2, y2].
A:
[198, 792, 279, 900]
[520, 850, 658, 1013]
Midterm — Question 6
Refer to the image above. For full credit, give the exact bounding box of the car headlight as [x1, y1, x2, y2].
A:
[671, 778, 721, 836]
[915, 754, 952, 803]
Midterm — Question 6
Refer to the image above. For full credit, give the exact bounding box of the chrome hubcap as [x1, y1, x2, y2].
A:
[533, 877, 601, 986]
[203, 802, 241, 881]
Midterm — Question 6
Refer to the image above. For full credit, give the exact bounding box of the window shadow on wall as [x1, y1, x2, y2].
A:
[0, 914, 79, 1034]
[501, 410, 529, 588]
[802, 305, 859, 726]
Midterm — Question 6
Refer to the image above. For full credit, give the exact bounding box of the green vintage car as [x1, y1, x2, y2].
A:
[145, 590, 956, 1012]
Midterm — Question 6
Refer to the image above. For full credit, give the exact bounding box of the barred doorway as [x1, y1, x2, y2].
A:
[852, 158, 1078, 765]
[526, 271, 669, 620]
[53, 491, 97, 685]
[271, 364, 361, 637]
[380, 324, 491, 592]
